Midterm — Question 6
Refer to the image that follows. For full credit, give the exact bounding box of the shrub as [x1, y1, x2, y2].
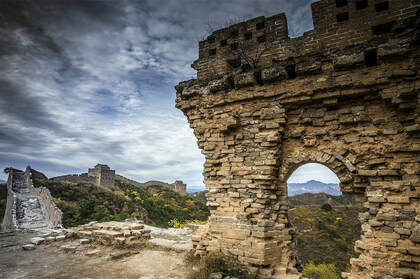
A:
[187, 253, 256, 279]
[321, 203, 332, 212]
[302, 262, 340, 279]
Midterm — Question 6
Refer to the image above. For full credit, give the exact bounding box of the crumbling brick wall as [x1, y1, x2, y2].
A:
[176, 0, 420, 278]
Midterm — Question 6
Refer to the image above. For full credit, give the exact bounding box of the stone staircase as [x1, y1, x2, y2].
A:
[2, 167, 62, 232]
[11, 171, 51, 230]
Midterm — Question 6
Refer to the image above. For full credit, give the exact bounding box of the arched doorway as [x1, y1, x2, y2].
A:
[286, 163, 361, 278]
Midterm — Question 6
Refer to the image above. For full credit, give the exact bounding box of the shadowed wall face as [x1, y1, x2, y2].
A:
[176, 0, 420, 278]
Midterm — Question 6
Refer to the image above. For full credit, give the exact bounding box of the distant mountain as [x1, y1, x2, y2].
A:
[287, 180, 341, 196]
[0, 179, 6, 185]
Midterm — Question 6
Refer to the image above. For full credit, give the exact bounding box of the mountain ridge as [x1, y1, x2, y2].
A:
[288, 180, 340, 196]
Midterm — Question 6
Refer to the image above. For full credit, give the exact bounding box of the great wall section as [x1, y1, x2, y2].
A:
[176, 0, 420, 278]
[1, 163, 187, 233]
[1, 167, 62, 231]
[49, 164, 187, 195]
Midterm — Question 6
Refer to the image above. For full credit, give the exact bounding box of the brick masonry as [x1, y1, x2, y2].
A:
[176, 0, 420, 278]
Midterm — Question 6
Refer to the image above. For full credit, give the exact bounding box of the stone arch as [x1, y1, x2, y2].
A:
[271, 151, 366, 276]
[280, 151, 359, 199]
[263, 150, 363, 274]
[282, 151, 353, 184]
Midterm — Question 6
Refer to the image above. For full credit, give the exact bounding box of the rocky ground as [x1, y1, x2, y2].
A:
[0, 221, 196, 279]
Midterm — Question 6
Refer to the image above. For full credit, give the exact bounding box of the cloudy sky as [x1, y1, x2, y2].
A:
[0, 0, 338, 189]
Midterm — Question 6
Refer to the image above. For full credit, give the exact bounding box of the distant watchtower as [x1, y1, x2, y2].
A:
[172, 180, 187, 195]
[88, 164, 115, 187]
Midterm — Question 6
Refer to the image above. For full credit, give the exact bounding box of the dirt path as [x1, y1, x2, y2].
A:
[0, 232, 189, 279]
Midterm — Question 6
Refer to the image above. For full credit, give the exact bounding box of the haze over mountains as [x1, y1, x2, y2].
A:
[0, 180, 6, 185]
[287, 180, 341, 196]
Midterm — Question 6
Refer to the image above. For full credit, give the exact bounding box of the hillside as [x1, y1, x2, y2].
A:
[289, 192, 355, 208]
[191, 190, 208, 202]
[32, 179, 209, 228]
[289, 193, 361, 274]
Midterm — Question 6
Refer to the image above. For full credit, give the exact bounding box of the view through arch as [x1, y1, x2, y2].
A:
[287, 163, 361, 277]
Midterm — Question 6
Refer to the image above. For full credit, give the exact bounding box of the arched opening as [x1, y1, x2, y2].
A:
[287, 163, 361, 277]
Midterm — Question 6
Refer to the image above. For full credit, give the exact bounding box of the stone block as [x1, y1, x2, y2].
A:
[109, 251, 131, 260]
[61, 245, 77, 252]
[375, 232, 400, 239]
[55, 235, 66, 241]
[114, 237, 126, 245]
[234, 72, 257, 89]
[334, 53, 364, 70]
[408, 248, 420, 256]
[394, 228, 411, 235]
[224, 229, 250, 240]
[387, 196, 410, 204]
[86, 249, 102, 256]
[80, 238, 91, 245]
[77, 230, 92, 237]
[209, 272, 223, 279]
[261, 66, 287, 82]
[410, 225, 420, 243]
[358, 170, 377, 176]
[44, 236, 56, 243]
[296, 61, 322, 75]
[31, 237, 45, 245]
[182, 85, 200, 97]
[22, 244, 36, 251]
[405, 124, 420, 133]
[130, 224, 144, 230]
[209, 76, 231, 93]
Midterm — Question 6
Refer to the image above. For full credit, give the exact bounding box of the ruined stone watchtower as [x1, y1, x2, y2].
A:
[176, 0, 420, 278]
[88, 164, 115, 187]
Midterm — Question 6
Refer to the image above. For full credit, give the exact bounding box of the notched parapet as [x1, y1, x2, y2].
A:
[177, 0, 419, 99]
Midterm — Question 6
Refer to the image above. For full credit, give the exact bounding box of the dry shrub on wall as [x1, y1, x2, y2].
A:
[302, 262, 340, 279]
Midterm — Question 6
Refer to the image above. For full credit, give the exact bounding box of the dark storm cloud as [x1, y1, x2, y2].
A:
[0, 79, 64, 132]
[0, 0, 318, 185]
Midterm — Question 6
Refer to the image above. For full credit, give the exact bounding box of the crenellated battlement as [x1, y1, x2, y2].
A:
[189, 0, 418, 83]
